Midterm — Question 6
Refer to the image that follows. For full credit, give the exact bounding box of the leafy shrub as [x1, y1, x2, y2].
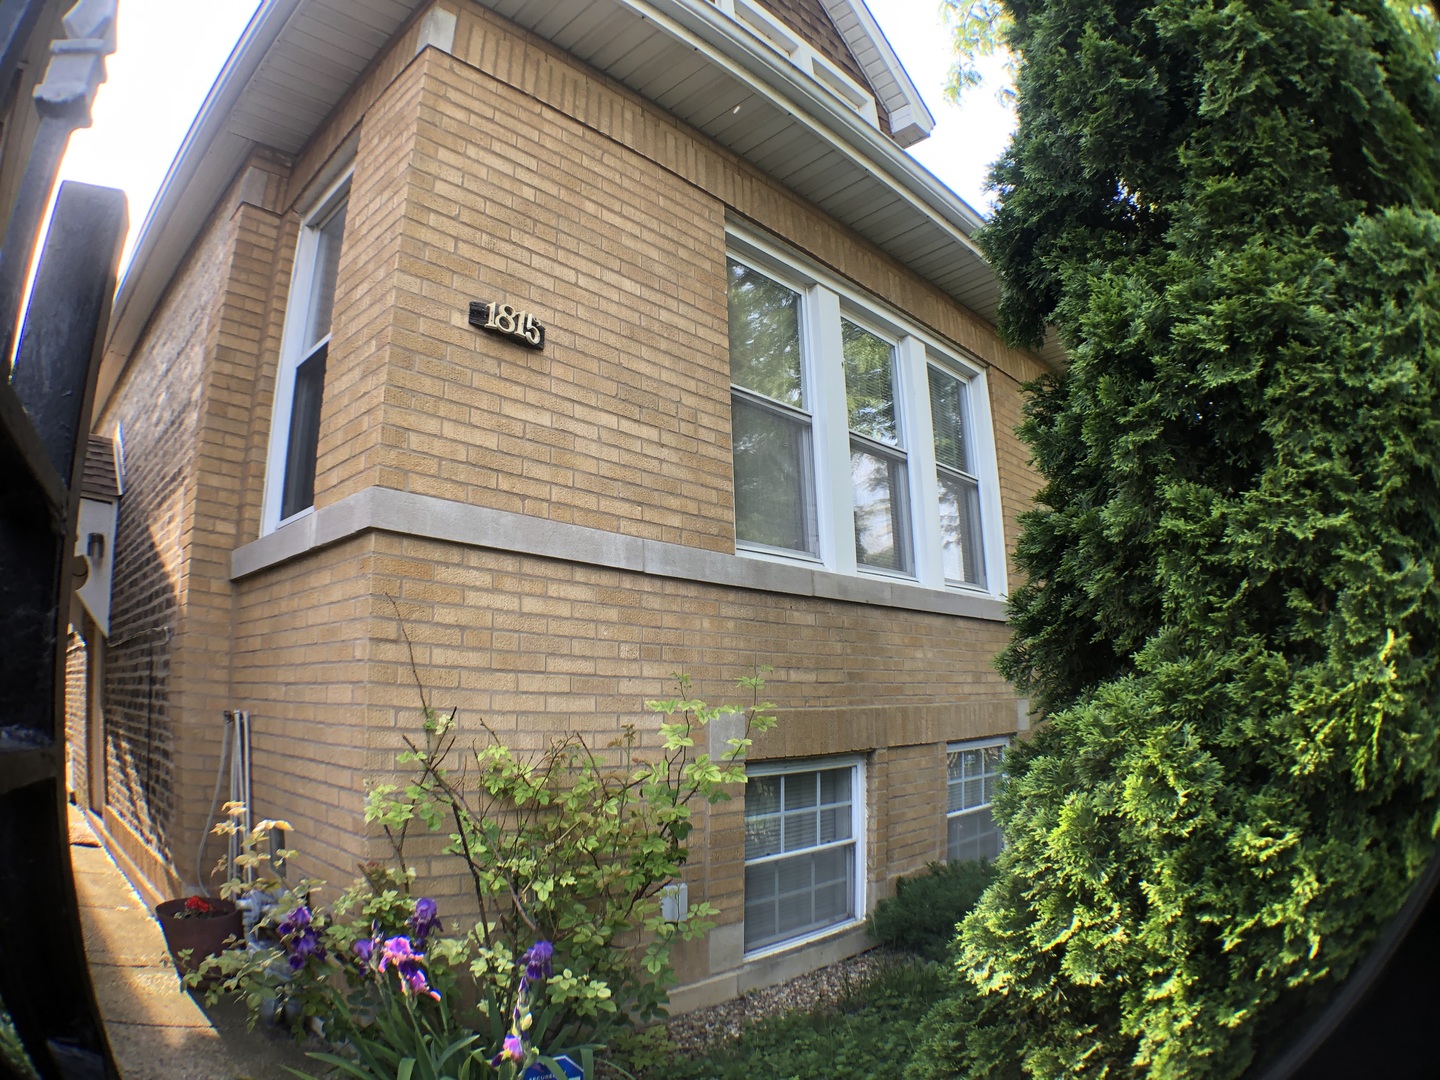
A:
[867, 860, 996, 961]
[367, 669, 776, 1028]
[914, 0, 1440, 1074]
[196, 667, 778, 1067]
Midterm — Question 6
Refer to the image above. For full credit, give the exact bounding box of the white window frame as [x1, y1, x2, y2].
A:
[261, 169, 353, 535]
[742, 755, 866, 960]
[945, 736, 1009, 863]
[726, 224, 1008, 597]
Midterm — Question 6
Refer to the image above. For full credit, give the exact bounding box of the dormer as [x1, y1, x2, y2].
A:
[707, 0, 934, 146]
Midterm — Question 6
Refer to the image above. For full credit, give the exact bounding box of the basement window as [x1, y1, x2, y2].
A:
[743, 758, 865, 955]
[946, 737, 1008, 863]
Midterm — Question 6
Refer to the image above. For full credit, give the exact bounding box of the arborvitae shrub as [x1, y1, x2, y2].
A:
[912, 1, 1440, 1077]
[867, 860, 997, 961]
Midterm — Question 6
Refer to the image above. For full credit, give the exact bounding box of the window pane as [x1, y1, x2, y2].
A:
[964, 777, 984, 809]
[746, 813, 780, 862]
[783, 773, 817, 811]
[947, 807, 1002, 863]
[937, 468, 984, 586]
[732, 396, 817, 553]
[304, 202, 348, 352]
[728, 259, 803, 407]
[928, 364, 969, 473]
[851, 444, 910, 572]
[818, 768, 850, 805]
[818, 805, 850, 844]
[744, 766, 858, 952]
[748, 775, 780, 816]
[961, 749, 980, 779]
[280, 343, 327, 520]
[782, 811, 817, 852]
[744, 845, 855, 951]
[745, 776, 781, 860]
[841, 320, 897, 444]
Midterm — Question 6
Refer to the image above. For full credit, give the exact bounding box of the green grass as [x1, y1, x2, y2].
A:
[626, 958, 948, 1080]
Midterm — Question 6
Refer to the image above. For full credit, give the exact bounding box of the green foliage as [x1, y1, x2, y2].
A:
[916, 0, 1440, 1076]
[366, 669, 777, 1029]
[866, 860, 997, 962]
[940, 0, 1014, 100]
[0, 1002, 38, 1080]
[288, 988, 491, 1080]
[637, 959, 947, 1080]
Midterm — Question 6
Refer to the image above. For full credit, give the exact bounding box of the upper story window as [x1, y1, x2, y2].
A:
[728, 259, 817, 556]
[262, 174, 350, 533]
[843, 319, 910, 574]
[726, 228, 1005, 596]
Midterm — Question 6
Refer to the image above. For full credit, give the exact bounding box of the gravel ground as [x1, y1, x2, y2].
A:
[661, 949, 895, 1056]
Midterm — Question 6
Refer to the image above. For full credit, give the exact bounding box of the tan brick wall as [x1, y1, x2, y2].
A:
[342, 532, 1017, 949]
[95, 187, 244, 884]
[65, 631, 88, 801]
[230, 534, 385, 889]
[92, 153, 297, 892]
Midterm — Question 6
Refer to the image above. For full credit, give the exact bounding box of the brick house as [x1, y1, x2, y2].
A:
[70, 0, 1054, 1009]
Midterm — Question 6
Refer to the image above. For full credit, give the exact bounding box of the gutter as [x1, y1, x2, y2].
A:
[629, 0, 990, 247]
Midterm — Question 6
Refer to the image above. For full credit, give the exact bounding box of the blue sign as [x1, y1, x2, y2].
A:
[521, 1055, 583, 1080]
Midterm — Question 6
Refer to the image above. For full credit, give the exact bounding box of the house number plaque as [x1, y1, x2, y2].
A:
[469, 300, 545, 350]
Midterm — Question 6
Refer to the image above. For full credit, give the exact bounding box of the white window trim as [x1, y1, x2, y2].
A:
[261, 167, 353, 536]
[945, 736, 1009, 862]
[742, 754, 867, 960]
[727, 223, 1009, 599]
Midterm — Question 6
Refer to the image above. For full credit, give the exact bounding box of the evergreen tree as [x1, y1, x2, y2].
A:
[914, 0, 1440, 1076]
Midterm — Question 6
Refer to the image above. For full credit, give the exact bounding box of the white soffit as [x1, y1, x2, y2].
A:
[104, 0, 1056, 403]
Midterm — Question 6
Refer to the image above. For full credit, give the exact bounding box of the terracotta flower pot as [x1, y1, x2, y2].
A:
[154, 897, 244, 982]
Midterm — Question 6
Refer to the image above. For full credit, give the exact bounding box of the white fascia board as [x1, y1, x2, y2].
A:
[817, 0, 935, 147]
[633, 0, 986, 241]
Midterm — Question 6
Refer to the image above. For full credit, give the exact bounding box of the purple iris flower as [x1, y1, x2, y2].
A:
[276, 904, 313, 936]
[407, 898, 441, 945]
[286, 929, 325, 971]
[398, 962, 440, 1001]
[522, 940, 553, 982]
[377, 935, 439, 1000]
[276, 905, 326, 971]
[353, 938, 375, 964]
[379, 936, 417, 970]
[491, 1033, 525, 1067]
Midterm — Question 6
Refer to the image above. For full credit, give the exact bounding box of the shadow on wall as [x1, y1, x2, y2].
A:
[102, 505, 180, 876]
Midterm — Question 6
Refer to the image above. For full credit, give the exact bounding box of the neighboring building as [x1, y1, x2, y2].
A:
[72, 0, 1054, 1009]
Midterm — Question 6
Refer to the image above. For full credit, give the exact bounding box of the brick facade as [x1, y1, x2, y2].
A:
[82, 0, 1047, 1002]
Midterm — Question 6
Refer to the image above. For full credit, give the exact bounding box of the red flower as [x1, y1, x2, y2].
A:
[183, 896, 216, 915]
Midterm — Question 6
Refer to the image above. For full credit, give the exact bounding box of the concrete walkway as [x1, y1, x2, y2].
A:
[70, 810, 315, 1080]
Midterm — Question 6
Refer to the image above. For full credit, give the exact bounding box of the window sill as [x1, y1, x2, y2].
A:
[230, 487, 1010, 623]
[742, 916, 866, 964]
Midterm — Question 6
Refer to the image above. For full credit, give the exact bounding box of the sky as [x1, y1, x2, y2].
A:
[55, 0, 1017, 272]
